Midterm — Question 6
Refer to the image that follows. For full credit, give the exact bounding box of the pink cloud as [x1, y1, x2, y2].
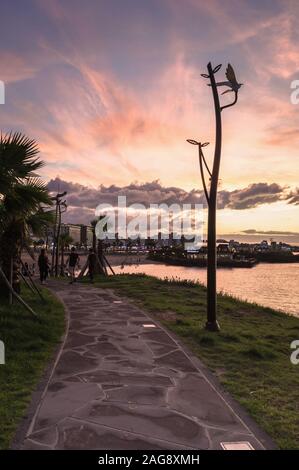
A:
[0, 51, 37, 83]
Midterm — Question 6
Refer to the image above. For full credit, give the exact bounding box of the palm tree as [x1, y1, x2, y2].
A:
[0, 132, 53, 297]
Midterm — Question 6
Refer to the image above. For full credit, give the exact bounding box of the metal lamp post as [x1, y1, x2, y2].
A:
[58, 200, 67, 276]
[188, 62, 242, 331]
[50, 191, 67, 277]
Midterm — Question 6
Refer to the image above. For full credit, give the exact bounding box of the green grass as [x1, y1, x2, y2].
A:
[90, 273, 299, 449]
[0, 285, 65, 449]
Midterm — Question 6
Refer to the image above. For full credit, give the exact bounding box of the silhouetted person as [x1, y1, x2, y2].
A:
[67, 247, 80, 284]
[38, 249, 49, 285]
[87, 248, 97, 283]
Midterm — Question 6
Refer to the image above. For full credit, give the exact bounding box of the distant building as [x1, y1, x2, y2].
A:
[61, 223, 84, 246]
[80, 225, 93, 247]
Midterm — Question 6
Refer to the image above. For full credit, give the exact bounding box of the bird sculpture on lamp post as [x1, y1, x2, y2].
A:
[188, 62, 243, 331]
[209, 63, 243, 95]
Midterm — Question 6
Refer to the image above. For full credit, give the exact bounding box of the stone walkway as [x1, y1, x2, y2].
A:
[21, 280, 273, 450]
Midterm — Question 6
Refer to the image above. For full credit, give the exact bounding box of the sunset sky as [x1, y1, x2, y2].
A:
[1, 0, 299, 240]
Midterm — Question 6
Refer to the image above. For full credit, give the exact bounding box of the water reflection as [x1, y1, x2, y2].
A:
[115, 262, 299, 316]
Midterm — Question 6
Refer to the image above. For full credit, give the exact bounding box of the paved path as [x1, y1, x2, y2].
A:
[21, 280, 273, 450]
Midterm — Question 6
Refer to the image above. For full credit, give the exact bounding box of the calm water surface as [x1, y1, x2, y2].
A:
[115, 262, 299, 317]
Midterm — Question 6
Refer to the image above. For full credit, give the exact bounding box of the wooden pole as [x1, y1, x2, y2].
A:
[77, 260, 88, 279]
[19, 270, 36, 294]
[0, 266, 38, 317]
[19, 257, 45, 302]
[103, 254, 115, 275]
[9, 257, 13, 305]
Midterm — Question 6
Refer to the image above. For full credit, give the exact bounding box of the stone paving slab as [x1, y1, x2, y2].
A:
[20, 280, 275, 450]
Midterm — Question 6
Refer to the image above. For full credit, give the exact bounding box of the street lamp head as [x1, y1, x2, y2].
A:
[50, 190, 68, 202]
[187, 139, 200, 145]
[187, 139, 209, 148]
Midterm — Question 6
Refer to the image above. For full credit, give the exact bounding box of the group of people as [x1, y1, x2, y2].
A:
[37, 247, 97, 285]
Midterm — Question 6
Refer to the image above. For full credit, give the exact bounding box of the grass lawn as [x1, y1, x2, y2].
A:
[0, 285, 65, 449]
[91, 273, 299, 449]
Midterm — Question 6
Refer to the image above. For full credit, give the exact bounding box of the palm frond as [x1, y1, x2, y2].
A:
[26, 209, 55, 236]
[13, 180, 52, 206]
[0, 131, 45, 194]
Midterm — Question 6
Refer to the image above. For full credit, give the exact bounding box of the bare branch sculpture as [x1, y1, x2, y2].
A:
[188, 61, 242, 331]
[187, 140, 211, 205]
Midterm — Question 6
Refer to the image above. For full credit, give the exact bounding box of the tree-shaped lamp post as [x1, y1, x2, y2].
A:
[50, 191, 67, 277]
[188, 62, 242, 331]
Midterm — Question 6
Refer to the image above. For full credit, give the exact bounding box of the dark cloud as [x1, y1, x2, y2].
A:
[47, 178, 89, 196]
[221, 233, 299, 244]
[224, 183, 285, 210]
[242, 229, 299, 236]
[47, 177, 292, 224]
[287, 188, 299, 205]
[47, 177, 206, 211]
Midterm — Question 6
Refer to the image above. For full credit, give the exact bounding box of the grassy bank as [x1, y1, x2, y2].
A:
[92, 273, 299, 449]
[0, 286, 65, 449]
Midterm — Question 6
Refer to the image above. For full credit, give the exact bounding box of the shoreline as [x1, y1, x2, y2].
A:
[109, 260, 299, 317]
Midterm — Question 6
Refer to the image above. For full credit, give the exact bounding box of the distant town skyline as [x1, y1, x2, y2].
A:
[47, 177, 299, 243]
[0, 0, 298, 236]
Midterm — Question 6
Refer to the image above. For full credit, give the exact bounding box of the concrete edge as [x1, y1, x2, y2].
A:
[10, 287, 70, 450]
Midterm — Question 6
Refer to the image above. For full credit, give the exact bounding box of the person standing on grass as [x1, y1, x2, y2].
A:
[67, 247, 80, 284]
[87, 248, 97, 283]
[38, 249, 49, 285]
